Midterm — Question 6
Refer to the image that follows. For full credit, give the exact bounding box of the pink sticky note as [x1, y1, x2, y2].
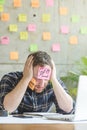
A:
[27, 24, 36, 32]
[60, 26, 69, 34]
[52, 43, 60, 52]
[37, 66, 51, 80]
[46, 0, 54, 6]
[0, 36, 9, 44]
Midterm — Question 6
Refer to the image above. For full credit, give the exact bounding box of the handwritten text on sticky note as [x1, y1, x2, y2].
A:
[0, 36, 9, 44]
[37, 66, 51, 80]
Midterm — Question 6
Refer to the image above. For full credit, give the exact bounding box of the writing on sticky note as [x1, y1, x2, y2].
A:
[46, 0, 54, 7]
[60, 25, 69, 34]
[13, 0, 21, 7]
[18, 14, 27, 22]
[0, 5, 4, 12]
[9, 24, 18, 32]
[29, 44, 38, 52]
[52, 43, 60, 52]
[0, 0, 5, 5]
[27, 24, 36, 32]
[37, 66, 51, 80]
[59, 7, 68, 15]
[10, 52, 19, 60]
[31, 0, 40, 8]
[20, 32, 28, 40]
[42, 14, 51, 22]
[0, 36, 9, 44]
[69, 36, 78, 44]
[71, 15, 80, 23]
[1, 13, 9, 21]
[43, 32, 51, 40]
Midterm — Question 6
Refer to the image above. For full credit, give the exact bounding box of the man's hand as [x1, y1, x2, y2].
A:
[50, 59, 57, 80]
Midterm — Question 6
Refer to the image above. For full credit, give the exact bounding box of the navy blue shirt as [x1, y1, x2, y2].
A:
[0, 72, 74, 114]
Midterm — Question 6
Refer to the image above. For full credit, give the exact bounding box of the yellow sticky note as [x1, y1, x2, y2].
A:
[13, 0, 21, 7]
[69, 36, 78, 44]
[43, 32, 51, 40]
[9, 24, 18, 32]
[59, 7, 68, 15]
[18, 14, 27, 22]
[31, 0, 39, 8]
[42, 14, 51, 22]
[0, 5, 4, 12]
[20, 32, 28, 40]
[29, 44, 38, 52]
[10, 52, 19, 60]
[1, 13, 9, 21]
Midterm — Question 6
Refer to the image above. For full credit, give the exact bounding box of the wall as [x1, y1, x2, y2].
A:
[0, 0, 87, 79]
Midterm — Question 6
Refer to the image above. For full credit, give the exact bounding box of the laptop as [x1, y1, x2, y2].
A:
[44, 75, 87, 121]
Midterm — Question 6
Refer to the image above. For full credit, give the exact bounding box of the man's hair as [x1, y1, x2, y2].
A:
[28, 51, 52, 68]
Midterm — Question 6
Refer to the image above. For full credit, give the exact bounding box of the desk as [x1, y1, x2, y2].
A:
[0, 116, 87, 130]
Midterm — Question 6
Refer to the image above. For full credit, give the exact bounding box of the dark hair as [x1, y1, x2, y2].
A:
[28, 51, 52, 68]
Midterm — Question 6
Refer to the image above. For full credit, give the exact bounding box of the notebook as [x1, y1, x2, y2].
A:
[44, 75, 87, 121]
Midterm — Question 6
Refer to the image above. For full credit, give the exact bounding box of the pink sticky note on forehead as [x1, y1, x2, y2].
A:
[37, 66, 51, 80]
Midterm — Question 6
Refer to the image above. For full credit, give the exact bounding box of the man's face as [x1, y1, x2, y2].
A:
[33, 65, 51, 93]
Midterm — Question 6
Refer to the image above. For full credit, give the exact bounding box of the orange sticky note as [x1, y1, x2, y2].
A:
[69, 36, 78, 44]
[1, 13, 9, 21]
[31, 0, 39, 8]
[13, 0, 21, 7]
[43, 32, 51, 40]
[59, 7, 68, 15]
[10, 52, 19, 60]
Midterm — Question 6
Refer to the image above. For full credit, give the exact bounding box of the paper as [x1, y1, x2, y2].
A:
[13, 0, 21, 7]
[31, 0, 39, 8]
[0, 0, 5, 5]
[20, 32, 28, 40]
[43, 32, 51, 40]
[9, 24, 18, 32]
[45, 0, 54, 7]
[80, 27, 87, 34]
[0, 36, 9, 44]
[69, 36, 78, 44]
[59, 7, 68, 15]
[71, 15, 80, 23]
[10, 52, 19, 60]
[27, 24, 36, 32]
[37, 66, 51, 80]
[42, 14, 50, 22]
[29, 44, 38, 52]
[60, 26, 69, 34]
[52, 44, 60, 52]
[1, 13, 9, 21]
[18, 14, 27, 22]
[0, 5, 4, 12]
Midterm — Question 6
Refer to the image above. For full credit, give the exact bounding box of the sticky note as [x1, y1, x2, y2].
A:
[0, 36, 9, 44]
[59, 7, 68, 15]
[52, 43, 60, 52]
[13, 0, 21, 7]
[9, 24, 18, 32]
[27, 24, 36, 32]
[0, 0, 5, 5]
[10, 52, 19, 60]
[69, 36, 78, 44]
[42, 14, 51, 22]
[80, 27, 87, 34]
[20, 32, 28, 40]
[43, 32, 51, 40]
[71, 15, 80, 23]
[31, 0, 40, 8]
[60, 25, 69, 34]
[46, 0, 54, 7]
[1, 13, 9, 21]
[37, 66, 51, 80]
[29, 44, 38, 52]
[0, 5, 4, 12]
[18, 14, 27, 22]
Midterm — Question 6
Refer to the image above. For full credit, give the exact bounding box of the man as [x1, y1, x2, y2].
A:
[0, 51, 74, 114]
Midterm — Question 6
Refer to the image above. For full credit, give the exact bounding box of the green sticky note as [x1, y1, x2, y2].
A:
[29, 44, 38, 52]
[71, 15, 80, 23]
[80, 27, 87, 34]
[0, 0, 5, 4]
